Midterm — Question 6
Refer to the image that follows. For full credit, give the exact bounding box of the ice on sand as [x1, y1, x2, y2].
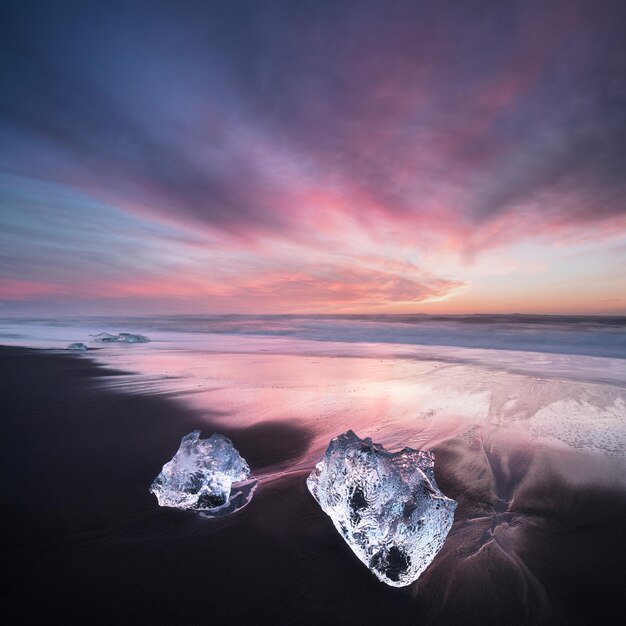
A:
[307, 430, 456, 586]
[150, 431, 251, 511]
[90, 332, 150, 343]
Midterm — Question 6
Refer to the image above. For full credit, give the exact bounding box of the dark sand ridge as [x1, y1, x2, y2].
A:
[1, 346, 624, 625]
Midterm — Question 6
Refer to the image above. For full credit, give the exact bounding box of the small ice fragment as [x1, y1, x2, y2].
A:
[307, 430, 457, 587]
[90, 332, 150, 343]
[115, 332, 150, 343]
[90, 332, 118, 343]
[67, 342, 87, 351]
[150, 431, 251, 511]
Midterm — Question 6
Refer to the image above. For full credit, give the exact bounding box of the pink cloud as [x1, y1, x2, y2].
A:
[0, 279, 68, 300]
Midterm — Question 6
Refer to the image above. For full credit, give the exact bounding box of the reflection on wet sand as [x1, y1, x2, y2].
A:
[422, 437, 626, 624]
[86, 344, 626, 623]
[3, 344, 625, 624]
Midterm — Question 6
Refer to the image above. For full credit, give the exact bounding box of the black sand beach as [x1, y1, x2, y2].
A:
[2, 346, 625, 625]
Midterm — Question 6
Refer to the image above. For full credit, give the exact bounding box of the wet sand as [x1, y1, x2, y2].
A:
[1, 346, 625, 625]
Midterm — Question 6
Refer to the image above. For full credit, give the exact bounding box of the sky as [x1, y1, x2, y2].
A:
[1, 0, 625, 315]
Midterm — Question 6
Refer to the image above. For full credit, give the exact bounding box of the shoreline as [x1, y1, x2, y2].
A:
[2, 346, 625, 625]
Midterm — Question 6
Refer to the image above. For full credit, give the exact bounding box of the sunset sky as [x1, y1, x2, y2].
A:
[1, 0, 625, 315]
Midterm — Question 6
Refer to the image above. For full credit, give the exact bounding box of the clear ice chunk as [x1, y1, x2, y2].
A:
[67, 342, 87, 351]
[307, 430, 457, 587]
[150, 431, 251, 511]
[90, 332, 150, 343]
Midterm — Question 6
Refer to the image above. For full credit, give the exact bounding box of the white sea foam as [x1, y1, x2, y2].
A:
[1, 316, 625, 463]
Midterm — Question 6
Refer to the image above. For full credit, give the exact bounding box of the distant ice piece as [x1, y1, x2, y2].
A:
[67, 342, 87, 351]
[115, 332, 150, 343]
[90, 332, 150, 343]
[150, 431, 251, 511]
[307, 430, 457, 587]
[90, 332, 117, 343]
